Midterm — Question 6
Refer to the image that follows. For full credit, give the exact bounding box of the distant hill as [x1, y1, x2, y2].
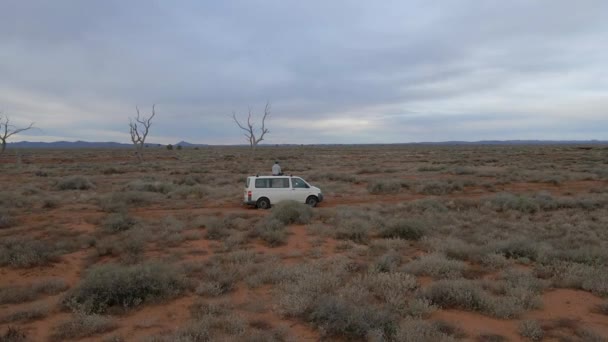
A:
[6, 139, 607, 149]
[8, 141, 208, 149]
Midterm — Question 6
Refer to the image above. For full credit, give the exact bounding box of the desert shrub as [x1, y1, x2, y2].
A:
[518, 320, 543, 341]
[101, 167, 125, 175]
[334, 218, 370, 243]
[168, 184, 208, 199]
[0, 278, 67, 305]
[490, 193, 539, 213]
[276, 259, 351, 317]
[0, 237, 59, 268]
[56, 175, 95, 190]
[417, 180, 463, 195]
[63, 262, 187, 313]
[98, 191, 157, 212]
[422, 279, 489, 313]
[402, 298, 438, 318]
[417, 165, 445, 172]
[253, 218, 287, 246]
[394, 319, 457, 342]
[371, 249, 402, 273]
[596, 302, 608, 315]
[309, 172, 358, 183]
[476, 333, 507, 342]
[270, 200, 312, 225]
[307, 295, 397, 339]
[359, 271, 418, 307]
[51, 313, 117, 341]
[450, 166, 476, 175]
[0, 210, 15, 229]
[379, 218, 427, 241]
[494, 238, 539, 261]
[403, 254, 467, 279]
[0, 303, 51, 323]
[367, 179, 405, 194]
[546, 261, 608, 296]
[0, 327, 27, 342]
[102, 213, 137, 233]
[0, 192, 28, 208]
[95, 229, 146, 264]
[406, 198, 448, 212]
[422, 277, 536, 319]
[204, 218, 230, 240]
[42, 196, 60, 209]
[126, 179, 174, 194]
[150, 300, 250, 341]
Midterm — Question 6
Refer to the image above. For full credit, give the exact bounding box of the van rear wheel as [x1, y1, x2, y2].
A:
[256, 197, 271, 209]
[306, 196, 319, 207]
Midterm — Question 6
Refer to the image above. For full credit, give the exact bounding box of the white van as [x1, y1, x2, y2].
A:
[243, 175, 323, 209]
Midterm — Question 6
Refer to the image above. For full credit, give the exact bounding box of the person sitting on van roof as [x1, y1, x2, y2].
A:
[272, 161, 283, 176]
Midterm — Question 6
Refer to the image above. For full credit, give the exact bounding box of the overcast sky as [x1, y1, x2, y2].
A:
[1, 1, 607, 144]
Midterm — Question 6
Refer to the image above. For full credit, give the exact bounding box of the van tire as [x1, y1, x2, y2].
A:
[256, 197, 271, 209]
[306, 196, 319, 207]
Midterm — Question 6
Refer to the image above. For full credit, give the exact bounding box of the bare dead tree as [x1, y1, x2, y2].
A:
[0, 113, 35, 154]
[232, 101, 271, 156]
[129, 105, 156, 162]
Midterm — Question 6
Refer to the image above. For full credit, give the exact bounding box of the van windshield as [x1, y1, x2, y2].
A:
[291, 178, 309, 188]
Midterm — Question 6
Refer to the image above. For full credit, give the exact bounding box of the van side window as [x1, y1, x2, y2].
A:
[255, 179, 268, 188]
[270, 178, 289, 188]
[292, 178, 309, 188]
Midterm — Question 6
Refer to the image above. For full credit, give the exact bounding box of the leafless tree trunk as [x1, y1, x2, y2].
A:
[129, 105, 156, 162]
[0, 114, 35, 154]
[232, 101, 270, 157]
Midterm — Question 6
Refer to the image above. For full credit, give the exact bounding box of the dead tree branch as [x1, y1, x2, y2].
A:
[232, 101, 270, 155]
[0, 113, 35, 154]
[129, 105, 156, 162]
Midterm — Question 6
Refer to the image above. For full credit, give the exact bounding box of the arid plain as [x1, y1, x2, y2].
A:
[1, 145, 607, 341]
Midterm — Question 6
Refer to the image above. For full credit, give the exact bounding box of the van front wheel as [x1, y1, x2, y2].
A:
[256, 197, 271, 209]
[306, 196, 319, 207]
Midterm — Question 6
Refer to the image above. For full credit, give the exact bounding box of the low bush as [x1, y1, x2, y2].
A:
[490, 193, 539, 213]
[102, 167, 125, 175]
[98, 191, 157, 212]
[0, 326, 27, 342]
[270, 200, 312, 225]
[0, 210, 15, 229]
[51, 313, 117, 341]
[422, 279, 489, 313]
[372, 250, 402, 273]
[518, 320, 543, 341]
[334, 218, 370, 243]
[0, 303, 51, 323]
[55, 176, 95, 190]
[596, 302, 608, 316]
[379, 219, 427, 241]
[417, 180, 463, 195]
[102, 213, 137, 233]
[307, 295, 397, 339]
[493, 238, 539, 261]
[204, 218, 231, 240]
[63, 262, 187, 313]
[253, 218, 287, 247]
[126, 180, 174, 194]
[0, 237, 59, 268]
[0, 278, 68, 305]
[403, 254, 467, 279]
[367, 179, 405, 194]
[395, 319, 458, 342]
[422, 277, 537, 319]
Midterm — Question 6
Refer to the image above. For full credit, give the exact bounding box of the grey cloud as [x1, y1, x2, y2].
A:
[1, 0, 607, 143]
